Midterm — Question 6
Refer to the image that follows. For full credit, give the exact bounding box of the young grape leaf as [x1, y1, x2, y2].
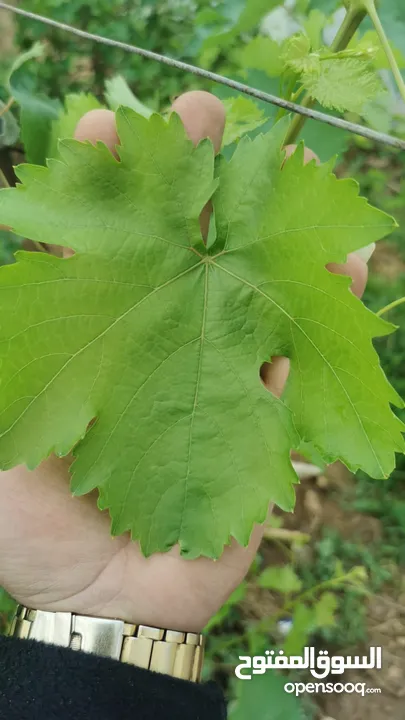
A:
[349, 30, 405, 70]
[282, 32, 319, 73]
[303, 9, 328, 50]
[0, 109, 403, 560]
[301, 57, 383, 113]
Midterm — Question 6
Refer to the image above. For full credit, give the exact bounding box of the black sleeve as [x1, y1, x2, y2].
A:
[0, 635, 226, 720]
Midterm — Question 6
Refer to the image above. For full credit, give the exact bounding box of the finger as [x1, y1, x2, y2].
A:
[327, 252, 368, 299]
[171, 91, 225, 241]
[260, 357, 290, 397]
[74, 92, 226, 159]
[74, 108, 119, 156]
[284, 144, 320, 165]
[171, 91, 225, 155]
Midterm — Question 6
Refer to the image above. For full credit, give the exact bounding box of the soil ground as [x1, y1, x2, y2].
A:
[244, 462, 405, 720]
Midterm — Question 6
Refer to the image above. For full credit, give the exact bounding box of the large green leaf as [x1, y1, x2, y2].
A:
[0, 110, 403, 559]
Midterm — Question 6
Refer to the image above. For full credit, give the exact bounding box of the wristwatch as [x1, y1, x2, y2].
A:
[9, 605, 205, 682]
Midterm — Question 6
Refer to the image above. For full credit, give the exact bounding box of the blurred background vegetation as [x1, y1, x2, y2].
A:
[0, 1, 405, 718]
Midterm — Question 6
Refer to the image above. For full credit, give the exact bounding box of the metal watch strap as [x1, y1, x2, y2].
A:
[9, 605, 205, 682]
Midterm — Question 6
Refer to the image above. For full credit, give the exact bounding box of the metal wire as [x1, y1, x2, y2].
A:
[1, 1, 405, 150]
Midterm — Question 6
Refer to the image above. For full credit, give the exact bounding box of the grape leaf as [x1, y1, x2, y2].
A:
[197, 0, 279, 52]
[282, 32, 319, 74]
[237, 36, 284, 77]
[229, 672, 301, 720]
[283, 604, 314, 656]
[222, 97, 267, 146]
[258, 565, 302, 593]
[314, 591, 338, 627]
[353, 30, 405, 70]
[303, 9, 328, 50]
[8, 42, 62, 166]
[301, 57, 383, 114]
[105, 75, 153, 119]
[0, 109, 403, 559]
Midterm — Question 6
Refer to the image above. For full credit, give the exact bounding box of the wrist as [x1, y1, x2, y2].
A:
[9, 604, 205, 682]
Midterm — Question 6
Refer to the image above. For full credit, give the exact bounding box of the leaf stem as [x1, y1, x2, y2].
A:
[376, 296, 405, 317]
[0, 169, 10, 189]
[284, 5, 367, 146]
[0, 96, 15, 118]
[254, 568, 364, 636]
[362, 0, 405, 106]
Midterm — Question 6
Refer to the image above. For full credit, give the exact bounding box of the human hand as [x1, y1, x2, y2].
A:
[0, 92, 368, 633]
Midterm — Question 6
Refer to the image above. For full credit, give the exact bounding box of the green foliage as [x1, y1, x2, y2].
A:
[48, 92, 103, 159]
[364, 274, 405, 422]
[229, 672, 302, 720]
[367, 0, 405, 57]
[0, 4, 405, 719]
[14, 1, 206, 106]
[105, 75, 153, 118]
[282, 33, 317, 74]
[0, 100, 19, 149]
[314, 591, 338, 628]
[0, 230, 23, 265]
[236, 36, 284, 76]
[300, 56, 383, 113]
[280, 31, 383, 114]
[192, 0, 280, 57]
[0, 111, 403, 557]
[7, 42, 62, 165]
[303, 9, 328, 50]
[302, 530, 387, 646]
[222, 96, 266, 146]
[205, 582, 247, 632]
[258, 565, 302, 593]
